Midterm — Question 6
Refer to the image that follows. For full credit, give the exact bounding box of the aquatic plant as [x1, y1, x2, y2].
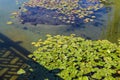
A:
[17, 0, 107, 25]
[6, 21, 13, 25]
[29, 34, 120, 80]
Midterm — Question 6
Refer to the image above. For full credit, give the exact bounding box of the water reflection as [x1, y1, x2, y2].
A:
[102, 0, 120, 44]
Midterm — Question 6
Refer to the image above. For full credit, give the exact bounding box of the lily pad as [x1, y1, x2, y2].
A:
[6, 21, 13, 25]
[17, 69, 26, 74]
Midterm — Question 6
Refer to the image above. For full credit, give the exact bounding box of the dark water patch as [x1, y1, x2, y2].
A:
[23, 26, 28, 30]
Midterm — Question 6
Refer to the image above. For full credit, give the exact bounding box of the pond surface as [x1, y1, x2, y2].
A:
[0, 0, 40, 52]
[0, 0, 120, 80]
[0, 0, 120, 52]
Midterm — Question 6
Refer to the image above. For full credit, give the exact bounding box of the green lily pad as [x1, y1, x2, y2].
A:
[17, 69, 26, 74]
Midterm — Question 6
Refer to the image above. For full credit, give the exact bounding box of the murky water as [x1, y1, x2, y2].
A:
[0, 0, 120, 52]
[0, 0, 40, 52]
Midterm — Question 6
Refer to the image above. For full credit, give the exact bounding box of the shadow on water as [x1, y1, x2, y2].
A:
[0, 33, 63, 80]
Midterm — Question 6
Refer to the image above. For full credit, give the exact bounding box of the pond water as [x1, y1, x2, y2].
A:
[0, 0, 120, 52]
[0, 0, 40, 52]
[0, 0, 120, 79]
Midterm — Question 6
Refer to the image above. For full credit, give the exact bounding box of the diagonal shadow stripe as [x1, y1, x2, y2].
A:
[0, 33, 63, 80]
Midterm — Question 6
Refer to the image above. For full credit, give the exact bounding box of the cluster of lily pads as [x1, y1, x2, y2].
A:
[29, 34, 120, 80]
[19, 0, 105, 24]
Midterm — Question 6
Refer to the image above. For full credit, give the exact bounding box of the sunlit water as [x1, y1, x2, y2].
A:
[0, 0, 119, 52]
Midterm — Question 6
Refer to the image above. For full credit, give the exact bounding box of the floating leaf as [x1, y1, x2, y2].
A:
[6, 21, 13, 25]
[17, 69, 26, 74]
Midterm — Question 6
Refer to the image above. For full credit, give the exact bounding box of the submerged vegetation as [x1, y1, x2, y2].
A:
[28, 34, 120, 80]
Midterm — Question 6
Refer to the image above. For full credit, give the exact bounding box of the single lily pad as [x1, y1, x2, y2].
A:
[17, 69, 26, 74]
